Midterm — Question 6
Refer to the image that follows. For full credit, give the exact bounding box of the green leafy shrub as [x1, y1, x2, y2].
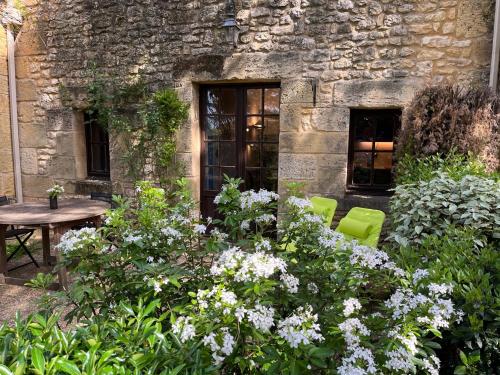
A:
[394, 151, 496, 186]
[396, 85, 500, 172]
[6, 178, 467, 374]
[389, 173, 500, 246]
[394, 228, 500, 374]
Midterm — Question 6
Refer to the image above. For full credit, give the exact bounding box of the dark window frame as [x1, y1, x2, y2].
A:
[347, 108, 401, 194]
[84, 112, 111, 179]
[200, 83, 281, 218]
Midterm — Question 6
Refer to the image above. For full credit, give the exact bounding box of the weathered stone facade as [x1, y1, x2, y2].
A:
[0, 0, 495, 204]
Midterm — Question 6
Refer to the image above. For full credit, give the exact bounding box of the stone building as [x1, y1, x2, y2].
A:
[0, 0, 497, 216]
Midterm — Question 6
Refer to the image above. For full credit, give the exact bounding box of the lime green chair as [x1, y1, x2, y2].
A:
[335, 207, 385, 248]
[308, 196, 338, 228]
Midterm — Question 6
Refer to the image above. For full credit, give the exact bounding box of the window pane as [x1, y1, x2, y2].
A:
[354, 116, 375, 141]
[245, 169, 260, 190]
[246, 143, 260, 167]
[220, 142, 236, 166]
[374, 142, 393, 151]
[91, 144, 104, 172]
[262, 143, 279, 169]
[352, 152, 372, 184]
[206, 89, 219, 115]
[204, 142, 218, 166]
[205, 117, 219, 140]
[221, 167, 237, 180]
[263, 117, 279, 141]
[247, 89, 262, 115]
[219, 116, 236, 140]
[204, 167, 220, 190]
[219, 89, 237, 115]
[375, 117, 395, 141]
[374, 152, 393, 185]
[264, 88, 280, 114]
[205, 117, 235, 140]
[354, 141, 373, 151]
[246, 116, 262, 142]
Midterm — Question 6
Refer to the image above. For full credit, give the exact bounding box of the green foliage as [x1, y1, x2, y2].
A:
[396, 84, 500, 172]
[0, 300, 196, 374]
[394, 150, 496, 186]
[389, 172, 500, 246]
[395, 228, 500, 374]
[85, 69, 189, 186]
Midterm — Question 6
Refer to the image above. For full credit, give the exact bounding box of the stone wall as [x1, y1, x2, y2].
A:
[8, 0, 495, 201]
[0, 25, 14, 197]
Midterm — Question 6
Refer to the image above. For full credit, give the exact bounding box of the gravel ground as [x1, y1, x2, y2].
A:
[0, 284, 45, 325]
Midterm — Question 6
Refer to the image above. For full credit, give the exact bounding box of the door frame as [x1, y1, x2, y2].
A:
[199, 82, 281, 218]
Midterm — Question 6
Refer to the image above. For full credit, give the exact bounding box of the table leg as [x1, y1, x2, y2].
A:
[42, 226, 51, 266]
[53, 225, 69, 290]
[0, 224, 7, 283]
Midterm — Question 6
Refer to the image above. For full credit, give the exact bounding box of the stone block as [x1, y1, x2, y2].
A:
[17, 101, 34, 124]
[15, 30, 47, 56]
[56, 132, 77, 156]
[49, 156, 77, 179]
[281, 79, 314, 104]
[20, 148, 38, 175]
[316, 154, 349, 169]
[16, 80, 37, 102]
[313, 168, 347, 195]
[333, 79, 425, 107]
[19, 122, 48, 148]
[0, 150, 13, 173]
[15, 56, 31, 79]
[222, 52, 302, 79]
[21, 175, 54, 199]
[0, 173, 14, 197]
[279, 132, 348, 154]
[47, 109, 74, 131]
[280, 104, 303, 132]
[278, 153, 317, 180]
[310, 106, 349, 132]
[456, 0, 489, 38]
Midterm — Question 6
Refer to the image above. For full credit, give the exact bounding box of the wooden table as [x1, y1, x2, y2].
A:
[0, 199, 109, 288]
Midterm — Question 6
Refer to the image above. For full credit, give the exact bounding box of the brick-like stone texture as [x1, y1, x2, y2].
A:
[8, 0, 495, 200]
[0, 25, 14, 197]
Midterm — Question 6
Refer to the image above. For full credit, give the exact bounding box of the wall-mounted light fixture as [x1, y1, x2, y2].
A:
[222, 0, 240, 47]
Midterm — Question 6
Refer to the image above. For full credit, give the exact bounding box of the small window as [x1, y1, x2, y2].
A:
[84, 112, 110, 179]
[347, 109, 401, 192]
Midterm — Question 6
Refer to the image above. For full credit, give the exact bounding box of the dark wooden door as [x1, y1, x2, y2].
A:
[200, 84, 280, 218]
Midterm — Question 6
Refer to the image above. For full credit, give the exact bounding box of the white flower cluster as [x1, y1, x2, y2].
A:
[338, 317, 377, 375]
[246, 304, 276, 332]
[286, 196, 312, 210]
[307, 282, 319, 294]
[384, 347, 414, 372]
[196, 285, 238, 314]
[422, 355, 440, 375]
[147, 275, 169, 293]
[123, 232, 143, 244]
[343, 298, 362, 317]
[318, 227, 345, 249]
[202, 327, 236, 365]
[255, 214, 276, 225]
[239, 189, 279, 210]
[193, 224, 207, 235]
[412, 268, 429, 284]
[277, 305, 324, 348]
[349, 244, 405, 276]
[172, 316, 196, 343]
[255, 239, 272, 252]
[385, 285, 458, 329]
[47, 184, 64, 197]
[57, 227, 99, 254]
[160, 226, 182, 245]
[210, 247, 287, 282]
[280, 273, 299, 293]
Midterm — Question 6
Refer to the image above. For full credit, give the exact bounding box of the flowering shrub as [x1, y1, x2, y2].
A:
[389, 172, 500, 246]
[395, 228, 500, 374]
[11, 177, 467, 373]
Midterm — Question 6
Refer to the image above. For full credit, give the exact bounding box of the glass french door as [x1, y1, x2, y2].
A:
[200, 84, 280, 218]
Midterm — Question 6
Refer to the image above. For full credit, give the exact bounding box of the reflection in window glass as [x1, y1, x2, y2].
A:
[247, 89, 262, 114]
[353, 152, 372, 184]
[264, 88, 280, 114]
[246, 116, 262, 142]
[246, 143, 260, 167]
[205, 167, 220, 190]
[263, 117, 279, 142]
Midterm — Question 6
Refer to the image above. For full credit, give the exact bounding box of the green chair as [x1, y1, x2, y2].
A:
[335, 207, 385, 248]
[308, 196, 338, 228]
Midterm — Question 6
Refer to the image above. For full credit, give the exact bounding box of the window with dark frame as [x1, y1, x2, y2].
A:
[200, 84, 280, 218]
[347, 109, 401, 192]
[84, 112, 110, 179]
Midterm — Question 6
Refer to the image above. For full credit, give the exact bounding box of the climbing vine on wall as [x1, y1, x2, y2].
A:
[84, 69, 189, 187]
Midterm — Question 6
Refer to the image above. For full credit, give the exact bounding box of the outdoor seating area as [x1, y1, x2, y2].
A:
[0, 0, 499, 374]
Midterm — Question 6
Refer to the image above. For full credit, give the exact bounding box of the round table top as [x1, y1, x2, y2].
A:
[0, 199, 109, 226]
